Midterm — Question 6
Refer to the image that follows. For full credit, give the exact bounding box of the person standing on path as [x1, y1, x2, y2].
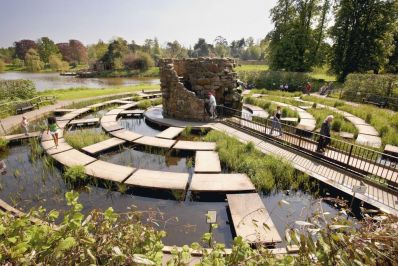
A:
[208, 92, 217, 119]
[316, 115, 333, 153]
[305, 82, 312, 95]
[21, 116, 29, 136]
[47, 116, 59, 148]
[270, 106, 283, 136]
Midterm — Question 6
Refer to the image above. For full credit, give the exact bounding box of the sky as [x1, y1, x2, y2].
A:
[0, 0, 278, 48]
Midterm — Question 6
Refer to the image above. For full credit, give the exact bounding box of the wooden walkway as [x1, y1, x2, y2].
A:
[42, 139, 73, 155]
[110, 129, 142, 142]
[243, 104, 269, 118]
[120, 109, 145, 116]
[102, 122, 124, 132]
[134, 136, 176, 149]
[156, 127, 184, 139]
[53, 108, 75, 115]
[125, 169, 189, 190]
[211, 123, 398, 215]
[173, 141, 216, 151]
[190, 173, 255, 192]
[51, 149, 96, 167]
[3, 131, 41, 142]
[227, 193, 282, 245]
[195, 151, 221, 173]
[69, 118, 99, 126]
[82, 138, 126, 155]
[271, 101, 316, 131]
[85, 160, 135, 182]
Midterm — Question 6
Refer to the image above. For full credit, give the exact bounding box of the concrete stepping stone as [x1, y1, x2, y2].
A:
[41, 139, 73, 155]
[82, 138, 126, 155]
[101, 115, 118, 123]
[134, 136, 176, 149]
[101, 122, 124, 132]
[105, 109, 124, 116]
[156, 127, 184, 139]
[110, 129, 143, 142]
[227, 193, 282, 244]
[195, 151, 221, 173]
[190, 173, 255, 192]
[51, 149, 96, 167]
[69, 118, 99, 126]
[125, 169, 189, 190]
[356, 134, 382, 148]
[356, 125, 379, 136]
[85, 160, 135, 182]
[339, 132, 355, 139]
[173, 141, 216, 151]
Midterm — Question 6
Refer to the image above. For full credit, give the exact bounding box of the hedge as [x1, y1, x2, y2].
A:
[238, 70, 325, 91]
[0, 79, 37, 101]
[343, 74, 398, 100]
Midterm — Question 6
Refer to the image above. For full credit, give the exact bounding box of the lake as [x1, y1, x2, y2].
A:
[0, 72, 160, 91]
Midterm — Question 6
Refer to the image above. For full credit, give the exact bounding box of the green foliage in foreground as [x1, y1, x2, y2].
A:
[0, 137, 8, 152]
[63, 165, 87, 184]
[0, 79, 37, 101]
[204, 131, 307, 191]
[64, 129, 110, 150]
[137, 98, 162, 110]
[1, 192, 398, 265]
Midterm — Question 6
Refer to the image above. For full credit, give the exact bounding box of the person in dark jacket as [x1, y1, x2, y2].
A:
[316, 115, 333, 153]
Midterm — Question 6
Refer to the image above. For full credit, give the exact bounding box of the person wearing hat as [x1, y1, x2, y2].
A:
[208, 92, 217, 119]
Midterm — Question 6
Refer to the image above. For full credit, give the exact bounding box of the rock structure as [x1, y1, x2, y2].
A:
[160, 58, 242, 121]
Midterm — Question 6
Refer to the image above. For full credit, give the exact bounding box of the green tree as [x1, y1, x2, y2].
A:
[37, 37, 60, 64]
[0, 59, 5, 72]
[152, 37, 162, 61]
[385, 30, 398, 74]
[330, 0, 398, 81]
[87, 40, 108, 61]
[49, 54, 69, 71]
[101, 38, 129, 70]
[193, 38, 211, 57]
[24, 48, 44, 72]
[214, 36, 230, 57]
[163, 40, 188, 58]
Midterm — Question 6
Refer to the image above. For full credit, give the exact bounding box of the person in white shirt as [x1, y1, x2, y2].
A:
[21, 116, 29, 136]
[208, 92, 217, 119]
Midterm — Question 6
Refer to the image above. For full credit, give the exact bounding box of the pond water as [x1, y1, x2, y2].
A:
[0, 72, 160, 91]
[0, 109, 365, 248]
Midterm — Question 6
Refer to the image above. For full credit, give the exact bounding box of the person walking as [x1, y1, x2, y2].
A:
[316, 115, 333, 153]
[208, 92, 217, 119]
[305, 82, 312, 95]
[47, 116, 59, 148]
[270, 106, 282, 136]
[21, 116, 29, 136]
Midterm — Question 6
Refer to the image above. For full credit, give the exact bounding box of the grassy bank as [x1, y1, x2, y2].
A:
[86, 67, 159, 78]
[38, 84, 159, 100]
[204, 130, 309, 192]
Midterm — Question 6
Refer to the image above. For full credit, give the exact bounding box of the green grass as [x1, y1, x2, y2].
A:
[306, 107, 358, 135]
[38, 84, 159, 100]
[90, 67, 159, 78]
[236, 64, 269, 72]
[244, 96, 300, 120]
[64, 129, 110, 149]
[204, 130, 309, 192]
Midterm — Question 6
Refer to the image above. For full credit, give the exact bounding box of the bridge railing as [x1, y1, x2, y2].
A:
[217, 105, 398, 188]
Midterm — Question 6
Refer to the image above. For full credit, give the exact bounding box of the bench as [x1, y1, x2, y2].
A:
[362, 94, 388, 108]
[15, 102, 35, 114]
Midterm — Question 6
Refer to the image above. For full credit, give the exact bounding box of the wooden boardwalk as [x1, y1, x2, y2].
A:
[110, 129, 142, 142]
[53, 108, 75, 115]
[227, 193, 282, 245]
[41, 139, 73, 155]
[51, 149, 96, 167]
[243, 104, 269, 118]
[211, 123, 398, 215]
[82, 138, 126, 155]
[134, 136, 176, 149]
[272, 101, 316, 131]
[125, 169, 189, 190]
[69, 118, 99, 126]
[195, 151, 221, 173]
[120, 110, 145, 116]
[84, 160, 135, 182]
[173, 141, 216, 151]
[101, 122, 123, 132]
[190, 173, 255, 192]
[3, 131, 41, 142]
[156, 127, 184, 139]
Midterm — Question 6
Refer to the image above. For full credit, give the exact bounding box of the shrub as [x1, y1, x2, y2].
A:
[63, 165, 87, 184]
[24, 48, 44, 72]
[12, 58, 24, 67]
[0, 79, 37, 100]
[0, 137, 8, 152]
[0, 59, 5, 72]
[137, 99, 152, 109]
[331, 119, 342, 132]
[123, 51, 154, 71]
[49, 54, 69, 71]
[366, 113, 372, 123]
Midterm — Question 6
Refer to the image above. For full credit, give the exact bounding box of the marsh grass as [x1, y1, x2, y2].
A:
[204, 130, 308, 192]
[244, 97, 299, 120]
[63, 165, 87, 185]
[0, 137, 8, 152]
[64, 129, 110, 149]
[306, 107, 358, 135]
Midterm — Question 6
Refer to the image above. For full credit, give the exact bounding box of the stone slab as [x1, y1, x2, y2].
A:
[105, 109, 124, 116]
[298, 106, 312, 110]
[384, 144, 398, 156]
[56, 112, 80, 121]
[345, 116, 367, 125]
[51, 149, 97, 167]
[101, 115, 118, 123]
[173, 141, 216, 151]
[134, 136, 176, 149]
[69, 118, 100, 126]
[85, 160, 135, 182]
[356, 134, 382, 148]
[339, 132, 355, 139]
[227, 193, 282, 244]
[82, 138, 126, 155]
[88, 102, 108, 109]
[195, 151, 221, 173]
[41, 139, 73, 155]
[296, 119, 316, 131]
[125, 169, 189, 190]
[280, 117, 299, 123]
[297, 111, 314, 120]
[56, 120, 69, 129]
[71, 108, 91, 114]
[4, 131, 41, 141]
[190, 173, 255, 192]
[156, 127, 184, 140]
[110, 129, 143, 142]
[356, 125, 379, 136]
[101, 122, 124, 132]
[116, 103, 137, 110]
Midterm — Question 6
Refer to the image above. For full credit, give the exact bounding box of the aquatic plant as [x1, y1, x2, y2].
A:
[64, 129, 110, 149]
[63, 165, 87, 184]
[0, 137, 8, 152]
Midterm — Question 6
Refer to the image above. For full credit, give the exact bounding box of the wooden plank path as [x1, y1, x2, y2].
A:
[101, 122, 124, 132]
[134, 136, 176, 149]
[211, 123, 398, 215]
[190, 173, 255, 192]
[243, 104, 269, 118]
[53, 109, 75, 115]
[156, 127, 184, 140]
[272, 101, 316, 132]
[120, 110, 145, 116]
[227, 193, 282, 245]
[110, 129, 142, 142]
[173, 141, 216, 151]
[101, 115, 118, 123]
[69, 118, 99, 126]
[82, 138, 126, 155]
[41, 130, 63, 142]
[195, 151, 221, 173]
[85, 160, 135, 182]
[3, 131, 41, 142]
[51, 149, 97, 167]
[104, 109, 124, 116]
[125, 169, 189, 190]
[41, 139, 73, 155]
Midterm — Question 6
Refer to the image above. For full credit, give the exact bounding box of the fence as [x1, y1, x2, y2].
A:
[217, 105, 398, 189]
